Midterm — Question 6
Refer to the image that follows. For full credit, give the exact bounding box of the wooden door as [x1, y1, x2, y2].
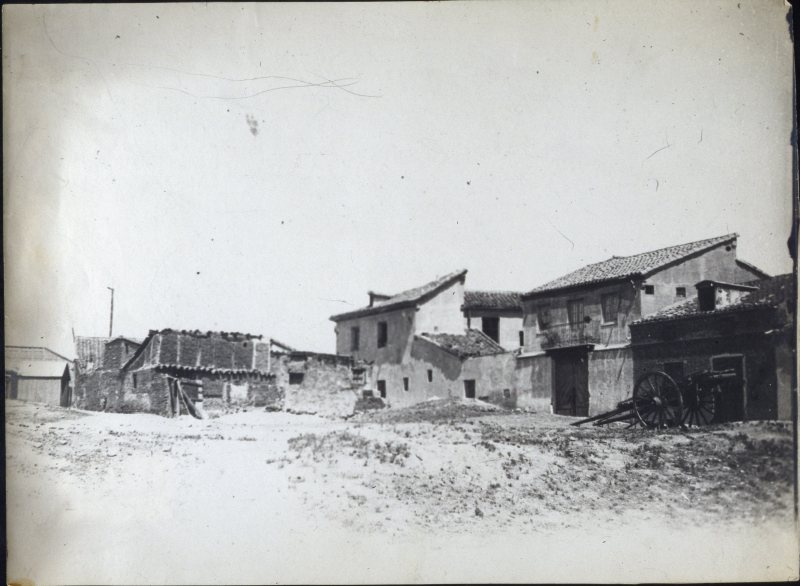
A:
[553, 350, 589, 416]
[711, 355, 745, 422]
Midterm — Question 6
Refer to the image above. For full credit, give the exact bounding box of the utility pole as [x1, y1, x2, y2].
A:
[107, 287, 115, 337]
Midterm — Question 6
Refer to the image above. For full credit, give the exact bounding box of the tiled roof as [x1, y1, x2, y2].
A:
[330, 269, 468, 321]
[633, 273, 794, 324]
[5, 346, 72, 363]
[523, 234, 738, 297]
[122, 329, 267, 372]
[417, 329, 506, 359]
[462, 290, 522, 312]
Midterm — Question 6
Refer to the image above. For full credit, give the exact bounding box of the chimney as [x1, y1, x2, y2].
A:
[694, 280, 758, 311]
[368, 291, 391, 307]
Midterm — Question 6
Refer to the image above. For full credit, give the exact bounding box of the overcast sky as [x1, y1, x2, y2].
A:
[3, 1, 794, 357]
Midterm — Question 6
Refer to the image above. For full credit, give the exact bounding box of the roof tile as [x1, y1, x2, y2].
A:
[524, 234, 737, 297]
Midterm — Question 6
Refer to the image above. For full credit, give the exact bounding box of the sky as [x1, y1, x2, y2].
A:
[3, 1, 795, 357]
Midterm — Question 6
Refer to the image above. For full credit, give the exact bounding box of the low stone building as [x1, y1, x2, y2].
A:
[4, 346, 73, 406]
[117, 329, 278, 416]
[73, 336, 141, 410]
[630, 274, 794, 422]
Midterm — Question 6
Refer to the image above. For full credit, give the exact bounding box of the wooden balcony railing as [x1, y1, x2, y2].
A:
[539, 321, 601, 350]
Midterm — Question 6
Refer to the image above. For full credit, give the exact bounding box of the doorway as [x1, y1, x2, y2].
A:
[711, 355, 746, 422]
[553, 349, 589, 416]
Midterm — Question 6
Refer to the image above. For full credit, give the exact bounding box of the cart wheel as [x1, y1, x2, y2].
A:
[681, 383, 717, 426]
[633, 371, 683, 429]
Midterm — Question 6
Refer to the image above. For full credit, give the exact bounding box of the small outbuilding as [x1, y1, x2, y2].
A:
[4, 346, 73, 406]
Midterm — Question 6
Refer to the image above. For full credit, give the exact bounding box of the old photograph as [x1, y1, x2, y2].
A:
[3, 1, 798, 583]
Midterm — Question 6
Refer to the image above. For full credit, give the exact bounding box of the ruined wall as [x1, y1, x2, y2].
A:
[774, 336, 794, 420]
[75, 368, 125, 411]
[273, 353, 358, 417]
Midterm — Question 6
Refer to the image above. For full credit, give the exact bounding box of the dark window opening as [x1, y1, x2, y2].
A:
[289, 372, 304, 385]
[132, 373, 138, 389]
[352, 368, 365, 385]
[481, 317, 500, 343]
[362, 389, 374, 399]
[377, 380, 386, 398]
[427, 369, 433, 383]
[567, 299, 584, 325]
[663, 361, 685, 383]
[675, 287, 686, 298]
[644, 285, 655, 295]
[403, 377, 409, 392]
[503, 388, 511, 399]
[377, 322, 388, 348]
[518, 331, 524, 347]
[350, 326, 360, 351]
[463, 379, 476, 399]
[601, 293, 619, 323]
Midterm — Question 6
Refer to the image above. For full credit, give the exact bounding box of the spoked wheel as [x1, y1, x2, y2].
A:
[681, 383, 717, 426]
[633, 371, 684, 429]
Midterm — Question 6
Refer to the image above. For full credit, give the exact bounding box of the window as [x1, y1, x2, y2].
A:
[377, 380, 386, 398]
[427, 369, 433, 383]
[503, 388, 511, 399]
[463, 379, 476, 399]
[663, 362, 685, 382]
[601, 293, 619, 324]
[518, 331, 524, 347]
[289, 372, 304, 385]
[350, 326, 360, 351]
[644, 285, 655, 295]
[537, 305, 551, 330]
[481, 317, 500, 343]
[567, 299, 584, 325]
[377, 321, 388, 348]
[403, 377, 409, 392]
[132, 373, 138, 389]
[675, 287, 687, 298]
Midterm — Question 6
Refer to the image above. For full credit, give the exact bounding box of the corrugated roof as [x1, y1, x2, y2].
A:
[5, 359, 69, 378]
[462, 290, 522, 312]
[5, 346, 72, 363]
[74, 336, 111, 367]
[330, 269, 467, 321]
[417, 329, 506, 359]
[633, 273, 794, 324]
[523, 234, 738, 298]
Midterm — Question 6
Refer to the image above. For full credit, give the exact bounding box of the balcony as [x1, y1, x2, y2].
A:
[539, 321, 601, 350]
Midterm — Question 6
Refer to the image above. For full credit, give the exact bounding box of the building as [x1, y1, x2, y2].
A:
[462, 290, 524, 350]
[4, 346, 73, 406]
[330, 270, 528, 407]
[116, 329, 279, 416]
[630, 274, 795, 422]
[518, 233, 769, 416]
[73, 336, 142, 410]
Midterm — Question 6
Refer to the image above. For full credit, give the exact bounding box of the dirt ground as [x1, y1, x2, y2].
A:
[5, 398, 799, 584]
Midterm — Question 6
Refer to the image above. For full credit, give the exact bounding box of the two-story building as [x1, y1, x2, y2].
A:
[518, 233, 769, 416]
[330, 270, 529, 407]
[462, 291, 524, 351]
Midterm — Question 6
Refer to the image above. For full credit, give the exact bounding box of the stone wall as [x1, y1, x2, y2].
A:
[274, 353, 359, 417]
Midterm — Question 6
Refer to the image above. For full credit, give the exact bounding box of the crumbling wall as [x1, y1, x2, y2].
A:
[276, 354, 359, 417]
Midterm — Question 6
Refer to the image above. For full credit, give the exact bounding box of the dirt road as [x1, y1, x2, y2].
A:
[5, 399, 798, 583]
